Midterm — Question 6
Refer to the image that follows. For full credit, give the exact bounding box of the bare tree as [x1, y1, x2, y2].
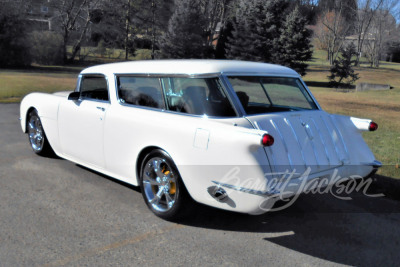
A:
[365, 5, 399, 67]
[51, 0, 103, 63]
[351, 0, 384, 66]
[200, 0, 233, 48]
[315, 2, 351, 65]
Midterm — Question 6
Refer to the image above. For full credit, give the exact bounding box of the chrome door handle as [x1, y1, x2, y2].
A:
[96, 107, 105, 111]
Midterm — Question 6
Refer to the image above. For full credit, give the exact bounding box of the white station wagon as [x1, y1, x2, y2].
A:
[20, 60, 381, 219]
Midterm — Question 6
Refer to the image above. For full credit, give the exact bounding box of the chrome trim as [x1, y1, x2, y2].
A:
[310, 118, 331, 165]
[222, 72, 300, 78]
[328, 115, 350, 158]
[300, 117, 321, 168]
[299, 78, 322, 110]
[212, 181, 281, 197]
[77, 73, 111, 104]
[361, 160, 382, 168]
[284, 118, 307, 168]
[220, 75, 244, 117]
[320, 115, 342, 163]
[270, 119, 294, 169]
[113, 73, 222, 79]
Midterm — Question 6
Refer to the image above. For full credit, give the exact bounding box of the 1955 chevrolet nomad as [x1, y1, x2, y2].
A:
[20, 60, 381, 219]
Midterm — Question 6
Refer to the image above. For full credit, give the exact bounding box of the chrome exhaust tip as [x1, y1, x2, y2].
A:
[207, 186, 228, 202]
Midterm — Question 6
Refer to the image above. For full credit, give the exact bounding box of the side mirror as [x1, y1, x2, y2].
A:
[68, 92, 80, 101]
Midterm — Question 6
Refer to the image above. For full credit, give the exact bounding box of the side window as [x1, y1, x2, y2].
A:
[161, 77, 236, 117]
[80, 75, 109, 101]
[117, 76, 165, 109]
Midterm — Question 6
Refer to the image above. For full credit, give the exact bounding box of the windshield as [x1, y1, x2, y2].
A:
[228, 76, 317, 115]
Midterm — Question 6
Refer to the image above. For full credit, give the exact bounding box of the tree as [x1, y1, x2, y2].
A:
[276, 6, 313, 75]
[328, 43, 360, 88]
[352, 0, 384, 65]
[50, 0, 103, 63]
[159, 0, 212, 58]
[318, 0, 358, 29]
[0, 2, 31, 67]
[225, 0, 312, 74]
[225, 0, 289, 62]
[314, 7, 351, 65]
[364, 0, 400, 67]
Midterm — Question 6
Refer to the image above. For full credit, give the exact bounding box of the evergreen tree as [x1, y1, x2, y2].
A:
[226, 0, 289, 62]
[226, 0, 313, 75]
[277, 6, 313, 75]
[159, 0, 212, 59]
[0, 3, 31, 67]
[328, 43, 359, 88]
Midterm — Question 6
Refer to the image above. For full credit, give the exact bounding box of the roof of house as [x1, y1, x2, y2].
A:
[81, 60, 299, 77]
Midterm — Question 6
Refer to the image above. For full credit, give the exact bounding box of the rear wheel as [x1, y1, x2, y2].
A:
[140, 149, 192, 220]
[27, 109, 53, 156]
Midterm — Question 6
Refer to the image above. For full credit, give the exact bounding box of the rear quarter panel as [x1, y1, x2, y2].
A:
[103, 104, 273, 210]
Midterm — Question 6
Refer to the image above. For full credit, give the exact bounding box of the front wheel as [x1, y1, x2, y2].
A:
[27, 109, 53, 156]
[139, 149, 192, 220]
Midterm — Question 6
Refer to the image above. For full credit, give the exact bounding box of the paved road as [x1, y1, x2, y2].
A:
[1, 103, 400, 266]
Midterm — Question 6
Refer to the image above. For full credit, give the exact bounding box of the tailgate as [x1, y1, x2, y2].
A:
[247, 111, 351, 178]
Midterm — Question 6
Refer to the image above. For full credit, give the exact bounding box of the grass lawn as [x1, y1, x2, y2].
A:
[0, 66, 80, 103]
[0, 48, 399, 177]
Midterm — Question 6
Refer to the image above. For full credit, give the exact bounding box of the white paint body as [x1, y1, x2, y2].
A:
[20, 60, 379, 214]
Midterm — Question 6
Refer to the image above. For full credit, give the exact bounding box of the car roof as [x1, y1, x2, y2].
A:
[80, 60, 299, 77]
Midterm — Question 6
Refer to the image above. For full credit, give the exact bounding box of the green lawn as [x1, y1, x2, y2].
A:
[0, 68, 79, 102]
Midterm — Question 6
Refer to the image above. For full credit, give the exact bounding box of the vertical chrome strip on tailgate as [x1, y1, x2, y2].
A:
[320, 115, 343, 164]
[270, 119, 293, 169]
[299, 117, 321, 168]
[310, 118, 331, 165]
[284, 118, 307, 168]
[328, 115, 350, 159]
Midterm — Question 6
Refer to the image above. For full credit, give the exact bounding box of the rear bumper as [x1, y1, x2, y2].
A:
[210, 162, 381, 215]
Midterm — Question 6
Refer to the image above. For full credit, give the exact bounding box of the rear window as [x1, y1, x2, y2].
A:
[228, 76, 317, 115]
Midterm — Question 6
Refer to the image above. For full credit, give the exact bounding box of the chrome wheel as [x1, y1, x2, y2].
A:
[142, 157, 177, 212]
[28, 113, 44, 152]
[27, 109, 53, 156]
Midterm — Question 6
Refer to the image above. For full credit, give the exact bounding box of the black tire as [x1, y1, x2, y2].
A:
[27, 109, 54, 156]
[139, 149, 193, 220]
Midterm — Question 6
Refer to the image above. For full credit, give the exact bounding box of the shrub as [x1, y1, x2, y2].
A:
[29, 31, 64, 65]
[0, 13, 31, 67]
[328, 43, 359, 88]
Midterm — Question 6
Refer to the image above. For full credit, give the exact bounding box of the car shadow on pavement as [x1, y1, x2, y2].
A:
[178, 191, 400, 266]
[72, 163, 400, 266]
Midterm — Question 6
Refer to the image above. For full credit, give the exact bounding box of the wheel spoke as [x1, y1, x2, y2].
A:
[143, 177, 160, 186]
[149, 195, 161, 205]
[165, 193, 174, 208]
[166, 173, 176, 183]
[28, 121, 35, 130]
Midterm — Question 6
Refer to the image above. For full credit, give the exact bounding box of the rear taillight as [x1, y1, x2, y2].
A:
[369, 122, 378, 131]
[261, 134, 274, 147]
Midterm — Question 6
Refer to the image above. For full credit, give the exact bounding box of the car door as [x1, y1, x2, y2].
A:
[58, 74, 110, 169]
